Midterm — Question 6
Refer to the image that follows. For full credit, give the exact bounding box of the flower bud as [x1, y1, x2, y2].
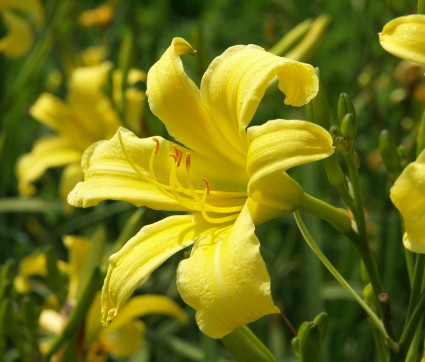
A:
[340, 113, 357, 139]
[337, 93, 356, 126]
[298, 321, 322, 362]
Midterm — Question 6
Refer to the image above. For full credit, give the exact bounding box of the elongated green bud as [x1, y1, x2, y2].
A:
[270, 18, 313, 56]
[417, 110, 425, 157]
[337, 93, 356, 125]
[291, 336, 301, 358]
[379, 130, 401, 181]
[306, 67, 330, 129]
[313, 312, 328, 344]
[340, 113, 357, 139]
[298, 321, 321, 362]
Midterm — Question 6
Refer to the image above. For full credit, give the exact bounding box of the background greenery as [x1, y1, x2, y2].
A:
[0, 0, 423, 360]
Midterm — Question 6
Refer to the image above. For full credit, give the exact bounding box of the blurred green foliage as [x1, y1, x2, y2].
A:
[1, 0, 424, 360]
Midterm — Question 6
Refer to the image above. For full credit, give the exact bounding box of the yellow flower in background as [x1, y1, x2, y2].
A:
[68, 37, 333, 338]
[39, 293, 185, 361]
[78, 3, 115, 28]
[24, 236, 185, 360]
[16, 62, 146, 202]
[0, 0, 43, 57]
[379, 15, 425, 67]
[390, 150, 425, 253]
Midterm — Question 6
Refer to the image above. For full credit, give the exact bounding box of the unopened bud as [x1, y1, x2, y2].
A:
[337, 93, 356, 125]
[298, 321, 322, 362]
[340, 113, 357, 139]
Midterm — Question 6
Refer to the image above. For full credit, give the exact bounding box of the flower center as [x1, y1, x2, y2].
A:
[118, 131, 244, 224]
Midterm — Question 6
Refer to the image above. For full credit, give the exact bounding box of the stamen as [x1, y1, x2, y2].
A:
[118, 130, 173, 198]
[200, 177, 210, 195]
[200, 186, 239, 224]
[152, 137, 160, 154]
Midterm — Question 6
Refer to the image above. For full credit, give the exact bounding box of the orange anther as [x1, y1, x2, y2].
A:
[169, 154, 178, 162]
[200, 177, 210, 195]
[185, 153, 191, 169]
[152, 138, 160, 154]
[172, 145, 183, 167]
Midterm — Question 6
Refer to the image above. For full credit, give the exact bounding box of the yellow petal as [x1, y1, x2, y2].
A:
[103, 295, 185, 335]
[0, 9, 33, 57]
[39, 309, 64, 335]
[146, 37, 246, 167]
[101, 213, 219, 324]
[379, 15, 425, 67]
[176, 204, 279, 338]
[246, 119, 333, 213]
[106, 320, 145, 358]
[248, 171, 303, 222]
[59, 163, 83, 203]
[16, 136, 82, 196]
[68, 127, 247, 209]
[67, 62, 121, 140]
[124, 87, 145, 135]
[29, 94, 95, 150]
[63, 235, 91, 301]
[390, 150, 425, 253]
[200, 44, 319, 144]
[14, 253, 47, 293]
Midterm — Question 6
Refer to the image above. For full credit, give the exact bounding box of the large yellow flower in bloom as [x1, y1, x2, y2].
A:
[391, 150, 425, 253]
[0, 0, 43, 57]
[379, 15, 425, 67]
[68, 38, 334, 338]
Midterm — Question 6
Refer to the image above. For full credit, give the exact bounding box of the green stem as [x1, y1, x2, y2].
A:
[293, 211, 399, 353]
[299, 192, 352, 234]
[418, 0, 425, 14]
[406, 254, 425, 320]
[398, 290, 425, 359]
[220, 326, 276, 362]
[345, 154, 395, 339]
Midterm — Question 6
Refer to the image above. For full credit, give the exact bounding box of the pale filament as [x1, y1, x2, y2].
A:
[118, 131, 244, 223]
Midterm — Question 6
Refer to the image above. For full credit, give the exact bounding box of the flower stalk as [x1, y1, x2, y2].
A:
[293, 211, 399, 352]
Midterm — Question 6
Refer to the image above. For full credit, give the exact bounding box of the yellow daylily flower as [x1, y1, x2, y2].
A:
[68, 37, 334, 338]
[379, 15, 425, 67]
[0, 0, 43, 57]
[390, 149, 425, 253]
[16, 61, 145, 200]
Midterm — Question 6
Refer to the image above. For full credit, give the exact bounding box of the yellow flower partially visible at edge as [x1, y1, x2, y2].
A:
[0, 0, 43, 57]
[68, 37, 334, 338]
[390, 149, 425, 253]
[16, 62, 146, 201]
[379, 14, 425, 67]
